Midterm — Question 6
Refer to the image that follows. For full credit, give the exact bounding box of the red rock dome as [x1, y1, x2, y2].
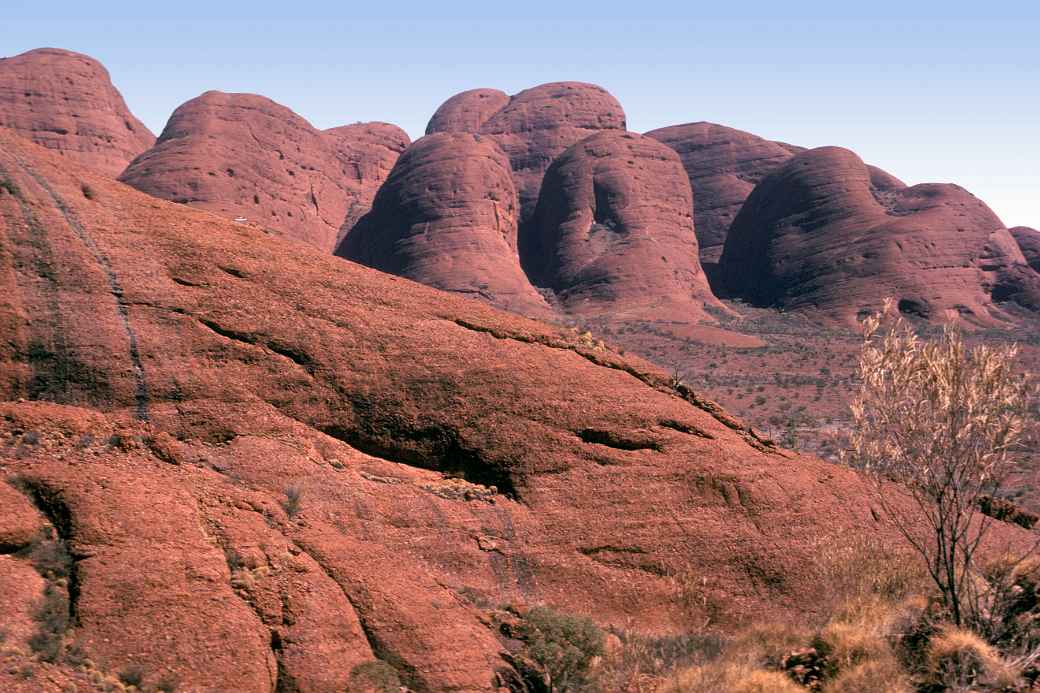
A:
[0, 47, 154, 176]
[528, 131, 721, 320]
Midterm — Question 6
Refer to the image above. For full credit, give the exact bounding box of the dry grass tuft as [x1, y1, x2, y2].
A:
[821, 655, 913, 693]
[659, 662, 804, 693]
[923, 626, 1022, 691]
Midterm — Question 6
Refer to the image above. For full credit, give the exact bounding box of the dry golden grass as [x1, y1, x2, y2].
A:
[820, 655, 912, 693]
[923, 626, 1022, 691]
[658, 662, 803, 693]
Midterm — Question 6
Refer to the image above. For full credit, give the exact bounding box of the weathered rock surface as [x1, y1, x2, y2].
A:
[120, 92, 407, 252]
[425, 88, 510, 135]
[324, 121, 411, 245]
[1011, 226, 1040, 272]
[644, 122, 906, 270]
[0, 132, 1030, 690]
[337, 132, 552, 317]
[719, 146, 1034, 323]
[528, 131, 720, 320]
[428, 82, 627, 224]
[0, 48, 154, 177]
[645, 122, 799, 263]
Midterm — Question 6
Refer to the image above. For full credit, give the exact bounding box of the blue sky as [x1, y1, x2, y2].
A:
[3, 1, 1038, 228]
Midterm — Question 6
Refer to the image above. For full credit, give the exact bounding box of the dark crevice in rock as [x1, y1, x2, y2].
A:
[659, 419, 715, 439]
[198, 318, 258, 346]
[218, 266, 249, 279]
[10, 477, 81, 641]
[266, 341, 313, 369]
[196, 318, 313, 371]
[578, 545, 648, 556]
[319, 423, 517, 500]
[271, 630, 296, 693]
[577, 428, 661, 451]
[978, 495, 1039, 529]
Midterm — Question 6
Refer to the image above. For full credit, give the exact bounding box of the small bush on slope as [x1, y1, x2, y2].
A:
[922, 627, 1021, 691]
[515, 606, 605, 692]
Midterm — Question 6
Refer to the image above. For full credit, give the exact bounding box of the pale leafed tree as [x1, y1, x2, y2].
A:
[843, 300, 1033, 627]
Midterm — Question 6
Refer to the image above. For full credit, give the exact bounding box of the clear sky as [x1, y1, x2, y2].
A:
[2, 1, 1038, 228]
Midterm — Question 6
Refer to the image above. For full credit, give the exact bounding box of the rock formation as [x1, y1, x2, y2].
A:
[120, 91, 407, 252]
[528, 131, 720, 320]
[323, 121, 411, 245]
[6, 130, 1025, 690]
[0, 47, 154, 176]
[427, 82, 627, 224]
[1011, 226, 1040, 272]
[425, 88, 510, 135]
[645, 122, 906, 269]
[336, 132, 552, 317]
[719, 146, 1034, 323]
[645, 122, 799, 263]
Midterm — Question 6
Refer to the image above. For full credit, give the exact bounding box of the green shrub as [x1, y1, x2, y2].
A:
[29, 582, 69, 662]
[118, 664, 145, 687]
[516, 606, 605, 691]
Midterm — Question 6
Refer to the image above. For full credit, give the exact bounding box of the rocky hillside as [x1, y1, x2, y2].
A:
[4, 129, 1023, 691]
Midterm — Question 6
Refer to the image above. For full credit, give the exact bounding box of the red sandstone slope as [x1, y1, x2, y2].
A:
[0, 131, 1029, 691]
[719, 146, 1036, 324]
[527, 131, 721, 320]
[335, 132, 553, 317]
[119, 91, 407, 252]
[0, 48, 154, 177]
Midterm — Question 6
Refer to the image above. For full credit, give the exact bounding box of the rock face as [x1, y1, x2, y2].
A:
[644, 122, 905, 269]
[120, 91, 408, 252]
[323, 121, 411, 246]
[5, 131, 1024, 690]
[719, 146, 1034, 323]
[0, 47, 154, 177]
[645, 122, 799, 263]
[1011, 226, 1040, 272]
[425, 88, 510, 135]
[427, 82, 627, 224]
[528, 131, 720, 320]
[336, 133, 552, 316]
